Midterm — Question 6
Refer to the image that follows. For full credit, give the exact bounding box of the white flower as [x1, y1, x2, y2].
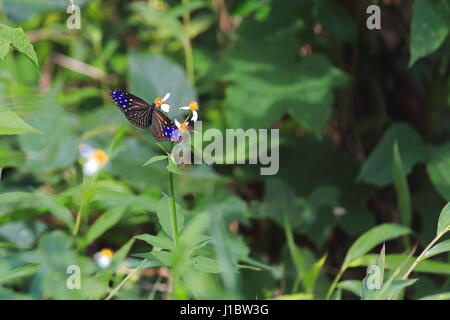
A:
[179, 101, 199, 121]
[94, 249, 113, 269]
[174, 118, 190, 131]
[154, 92, 171, 112]
[79, 143, 109, 176]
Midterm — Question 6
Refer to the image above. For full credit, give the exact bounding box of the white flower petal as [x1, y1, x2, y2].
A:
[94, 253, 112, 269]
[161, 104, 170, 112]
[174, 119, 181, 129]
[162, 93, 170, 102]
[79, 143, 94, 159]
[180, 106, 190, 110]
[83, 160, 100, 176]
[191, 110, 198, 122]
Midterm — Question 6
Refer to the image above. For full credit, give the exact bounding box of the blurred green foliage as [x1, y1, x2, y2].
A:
[0, 0, 449, 300]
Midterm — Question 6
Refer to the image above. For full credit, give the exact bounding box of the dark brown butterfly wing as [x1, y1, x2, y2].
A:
[151, 109, 182, 143]
[108, 89, 152, 128]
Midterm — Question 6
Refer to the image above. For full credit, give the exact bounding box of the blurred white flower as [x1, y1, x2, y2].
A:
[79, 143, 109, 176]
[333, 206, 347, 217]
[179, 101, 199, 121]
[154, 92, 171, 112]
[94, 248, 113, 269]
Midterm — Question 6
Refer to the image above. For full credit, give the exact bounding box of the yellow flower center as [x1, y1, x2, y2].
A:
[188, 101, 199, 111]
[154, 97, 163, 107]
[100, 248, 113, 258]
[180, 123, 189, 131]
[93, 150, 108, 165]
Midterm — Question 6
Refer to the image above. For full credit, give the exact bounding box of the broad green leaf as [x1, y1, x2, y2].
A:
[344, 224, 411, 265]
[437, 202, 450, 234]
[134, 234, 175, 250]
[219, 18, 347, 136]
[420, 292, 450, 300]
[128, 51, 196, 120]
[393, 142, 412, 227]
[423, 239, 450, 259]
[409, 0, 450, 67]
[0, 24, 38, 67]
[81, 206, 126, 248]
[143, 155, 167, 167]
[156, 194, 184, 240]
[427, 143, 450, 201]
[0, 106, 39, 135]
[358, 123, 427, 187]
[18, 88, 79, 172]
[34, 192, 74, 230]
[190, 256, 221, 273]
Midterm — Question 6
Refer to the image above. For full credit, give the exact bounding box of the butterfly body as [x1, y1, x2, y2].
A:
[108, 89, 182, 143]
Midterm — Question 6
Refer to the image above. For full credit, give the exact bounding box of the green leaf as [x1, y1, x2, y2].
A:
[167, 157, 184, 175]
[423, 239, 450, 259]
[0, 106, 39, 135]
[361, 244, 385, 300]
[270, 293, 313, 300]
[0, 24, 38, 67]
[349, 254, 450, 276]
[409, 0, 450, 67]
[0, 263, 39, 284]
[427, 143, 450, 201]
[358, 123, 427, 187]
[377, 279, 418, 300]
[344, 224, 411, 265]
[134, 234, 175, 250]
[393, 142, 412, 227]
[190, 256, 221, 273]
[419, 292, 450, 300]
[437, 202, 450, 234]
[18, 88, 79, 172]
[128, 51, 196, 120]
[81, 206, 126, 248]
[156, 194, 184, 240]
[303, 254, 327, 294]
[2, 0, 89, 22]
[220, 18, 347, 136]
[143, 155, 167, 167]
[337, 280, 361, 296]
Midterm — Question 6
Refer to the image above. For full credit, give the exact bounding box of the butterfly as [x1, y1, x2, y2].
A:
[108, 89, 182, 143]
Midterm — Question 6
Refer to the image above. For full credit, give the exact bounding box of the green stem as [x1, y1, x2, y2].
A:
[169, 171, 179, 247]
[181, 0, 195, 84]
[402, 229, 448, 280]
[325, 266, 346, 300]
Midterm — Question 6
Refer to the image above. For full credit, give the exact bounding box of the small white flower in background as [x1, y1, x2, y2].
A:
[79, 143, 109, 176]
[94, 248, 114, 269]
[179, 101, 199, 121]
[333, 206, 347, 217]
[154, 92, 171, 112]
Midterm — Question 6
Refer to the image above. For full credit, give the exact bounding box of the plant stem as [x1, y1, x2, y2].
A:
[105, 259, 147, 300]
[325, 266, 346, 300]
[169, 171, 179, 247]
[401, 229, 448, 280]
[181, 0, 195, 83]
